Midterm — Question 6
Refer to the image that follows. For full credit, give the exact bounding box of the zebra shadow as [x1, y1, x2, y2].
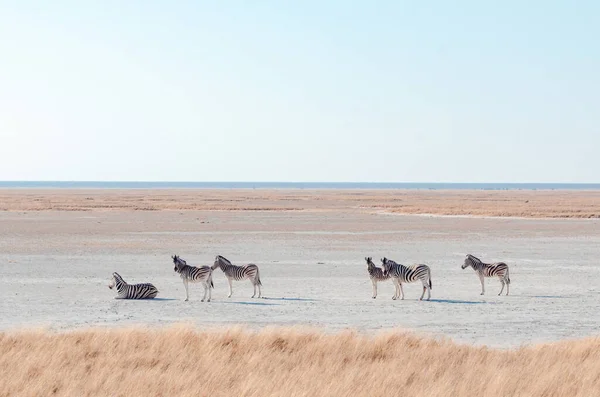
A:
[111, 297, 178, 301]
[428, 299, 488, 305]
[219, 301, 281, 306]
[262, 297, 319, 302]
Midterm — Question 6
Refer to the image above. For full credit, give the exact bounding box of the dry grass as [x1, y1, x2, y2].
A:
[1, 188, 600, 218]
[1, 327, 599, 397]
[0, 189, 600, 218]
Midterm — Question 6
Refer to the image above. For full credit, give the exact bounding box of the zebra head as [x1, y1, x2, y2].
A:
[365, 257, 375, 268]
[212, 255, 230, 270]
[462, 254, 479, 269]
[380, 257, 391, 276]
[172, 255, 186, 272]
[108, 272, 122, 289]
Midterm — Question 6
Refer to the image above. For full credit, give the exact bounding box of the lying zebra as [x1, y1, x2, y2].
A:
[212, 255, 262, 298]
[462, 254, 510, 295]
[365, 257, 390, 299]
[172, 255, 214, 302]
[381, 257, 432, 301]
[108, 272, 159, 299]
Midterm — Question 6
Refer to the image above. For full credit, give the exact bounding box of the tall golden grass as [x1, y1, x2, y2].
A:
[1, 327, 599, 397]
[1, 188, 600, 217]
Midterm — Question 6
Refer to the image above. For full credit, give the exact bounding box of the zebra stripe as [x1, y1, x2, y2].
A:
[365, 256, 389, 299]
[108, 272, 158, 299]
[172, 255, 213, 302]
[462, 254, 510, 296]
[212, 255, 262, 298]
[381, 257, 432, 301]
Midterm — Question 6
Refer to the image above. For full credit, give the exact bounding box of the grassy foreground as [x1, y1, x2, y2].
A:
[1, 327, 599, 397]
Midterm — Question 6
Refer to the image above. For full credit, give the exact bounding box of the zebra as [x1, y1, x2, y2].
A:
[381, 257, 432, 301]
[212, 255, 262, 298]
[108, 272, 159, 299]
[365, 256, 390, 299]
[462, 254, 510, 296]
[172, 255, 214, 302]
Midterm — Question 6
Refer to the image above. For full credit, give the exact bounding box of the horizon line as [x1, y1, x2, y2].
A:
[1, 180, 600, 185]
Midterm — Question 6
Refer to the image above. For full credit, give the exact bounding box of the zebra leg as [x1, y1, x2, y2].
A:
[399, 283, 405, 300]
[207, 275, 212, 302]
[427, 271, 432, 300]
[498, 278, 505, 296]
[252, 280, 256, 298]
[257, 282, 262, 298]
[419, 278, 429, 300]
[372, 279, 377, 299]
[201, 282, 208, 302]
[392, 279, 398, 300]
[479, 274, 485, 295]
[227, 278, 233, 298]
[184, 279, 189, 301]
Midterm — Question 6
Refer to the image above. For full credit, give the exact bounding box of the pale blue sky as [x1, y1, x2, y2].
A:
[0, 1, 598, 182]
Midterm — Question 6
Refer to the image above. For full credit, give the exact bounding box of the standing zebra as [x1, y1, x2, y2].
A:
[381, 258, 432, 301]
[108, 272, 159, 299]
[172, 255, 214, 302]
[212, 255, 262, 298]
[462, 254, 510, 296]
[365, 257, 390, 299]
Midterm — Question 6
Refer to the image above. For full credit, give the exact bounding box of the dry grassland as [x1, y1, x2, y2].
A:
[1, 327, 599, 397]
[1, 188, 600, 218]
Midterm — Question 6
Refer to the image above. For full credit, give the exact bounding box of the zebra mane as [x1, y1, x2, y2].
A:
[216, 255, 232, 265]
[466, 254, 482, 264]
[381, 257, 398, 266]
[173, 255, 187, 266]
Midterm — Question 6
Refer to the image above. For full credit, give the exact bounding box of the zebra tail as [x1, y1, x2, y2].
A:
[429, 276, 432, 289]
[210, 279, 214, 288]
[256, 269, 262, 286]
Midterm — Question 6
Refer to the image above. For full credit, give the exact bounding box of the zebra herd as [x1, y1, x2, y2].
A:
[366, 257, 432, 300]
[108, 254, 510, 300]
[367, 254, 511, 300]
[108, 254, 262, 301]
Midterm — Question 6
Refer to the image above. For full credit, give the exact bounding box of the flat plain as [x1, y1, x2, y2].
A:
[1, 189, 599, 346]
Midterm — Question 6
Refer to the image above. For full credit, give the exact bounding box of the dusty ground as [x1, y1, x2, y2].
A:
[1, 189, 599, 347]
[1, 188, 600, 217]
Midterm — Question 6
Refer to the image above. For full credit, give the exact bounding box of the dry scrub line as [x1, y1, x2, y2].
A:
[2, 189, 600, 217]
